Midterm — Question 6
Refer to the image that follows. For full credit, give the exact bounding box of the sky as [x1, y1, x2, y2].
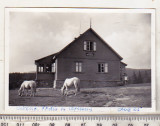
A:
[9, 9, 152, 73]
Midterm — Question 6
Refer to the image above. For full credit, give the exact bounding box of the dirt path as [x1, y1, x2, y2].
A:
[9, 84, 151, 107]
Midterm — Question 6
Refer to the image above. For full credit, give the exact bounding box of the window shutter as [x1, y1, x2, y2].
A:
[52, 63, 55, 72]
[98, 63, 101, 72]
[101, 64, 104, 72]
[79, 62, 82, 72]
[93, 42, 96, 51]
[84, 41, 87, 50]
[105, 63, 108, 73]
[76, 62, 79, 72]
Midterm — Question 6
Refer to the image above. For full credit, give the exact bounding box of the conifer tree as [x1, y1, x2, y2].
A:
[144, 70, 149, 83]
[137, 71, 143, 83]
[145, 70, 151, 83]
[132, 71, 137, 84]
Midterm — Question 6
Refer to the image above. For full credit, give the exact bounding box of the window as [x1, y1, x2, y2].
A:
[98, 63, 108, 73]
[46, 64, 51, 72]
[76, 62, 82, 72]
[38, 64, 55, 73]
[38, 66, 44, 72]
[84, 41, 96, 51]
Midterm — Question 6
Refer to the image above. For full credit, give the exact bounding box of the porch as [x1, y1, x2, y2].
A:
[35, 62, 56, 87]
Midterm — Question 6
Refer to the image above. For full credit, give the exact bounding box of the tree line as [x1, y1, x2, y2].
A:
[127, 70, 151, 84]
[9, 72, 36, 89]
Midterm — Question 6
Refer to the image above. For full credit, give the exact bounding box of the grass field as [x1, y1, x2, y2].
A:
[9, 83, 151, 107]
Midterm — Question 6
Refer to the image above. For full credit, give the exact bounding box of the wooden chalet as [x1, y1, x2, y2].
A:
[35, 28, 127, 88]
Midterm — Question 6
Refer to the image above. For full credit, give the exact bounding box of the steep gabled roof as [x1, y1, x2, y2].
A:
[35, 28, 123, 63]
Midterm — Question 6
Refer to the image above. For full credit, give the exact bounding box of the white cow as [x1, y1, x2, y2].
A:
[18, 80, 36, 97]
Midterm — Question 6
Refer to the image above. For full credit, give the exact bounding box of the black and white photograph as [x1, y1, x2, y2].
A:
[7, 8, 154, 108]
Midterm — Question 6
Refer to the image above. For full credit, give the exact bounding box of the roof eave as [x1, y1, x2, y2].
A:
[121, 62, 127, 66]
[35, 52, 59, 63]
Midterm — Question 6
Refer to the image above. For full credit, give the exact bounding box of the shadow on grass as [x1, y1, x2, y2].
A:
[81, 91, 104, 94]
[33, 95, 54, 97]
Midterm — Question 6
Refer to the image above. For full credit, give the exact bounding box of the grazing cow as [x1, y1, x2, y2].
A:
[18, 80, 36, 97]
[61, 77, 80, 96]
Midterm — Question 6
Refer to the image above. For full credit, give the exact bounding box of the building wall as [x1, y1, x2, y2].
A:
[57, 58, 120, 81]
[36, 73, 55, 87]
[55, 57, 121, 88]
[36, 73, 55, 81]
[55, 80, 120, 89]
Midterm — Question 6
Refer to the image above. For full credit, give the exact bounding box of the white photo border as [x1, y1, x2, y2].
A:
[4, 8, 156, 115]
